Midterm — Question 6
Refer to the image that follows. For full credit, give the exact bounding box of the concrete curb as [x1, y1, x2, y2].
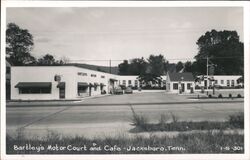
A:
[6, 100, 244, 107]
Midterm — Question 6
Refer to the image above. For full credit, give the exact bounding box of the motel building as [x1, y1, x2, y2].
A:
[10, 65, 242, 100]
[11, 65, 197, 100]
[195, 75, 243, 89]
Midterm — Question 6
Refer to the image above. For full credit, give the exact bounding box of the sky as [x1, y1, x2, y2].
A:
[6, 7, 243, 66]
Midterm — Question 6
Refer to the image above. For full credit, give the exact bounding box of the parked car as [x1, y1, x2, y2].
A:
[125, 87, 133, 94]
[113, 87, 123, 95]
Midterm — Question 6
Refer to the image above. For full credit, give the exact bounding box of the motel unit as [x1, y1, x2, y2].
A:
[195, 75, 243, 88]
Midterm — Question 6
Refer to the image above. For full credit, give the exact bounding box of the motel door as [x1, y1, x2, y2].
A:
[181, 83, 185, 92]
[59, 88, 65, 99]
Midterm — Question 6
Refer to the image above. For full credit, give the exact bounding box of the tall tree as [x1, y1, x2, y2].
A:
[118, 60, 130, 75]
[128, 58, 147, 75]
[6, 23, 36, 65]
[195, 29, 243, 75]
[138, 54, 168, 85]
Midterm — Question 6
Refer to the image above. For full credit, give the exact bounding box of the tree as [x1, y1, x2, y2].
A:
[37, 54, 56, 65]
[195, 29, 243, 75]
[176, 61, 184, 72]
[128, 58, 147, 75]
[183, 61, 192, 72]
[57, 56, 70, 64]
[6, 23, 36, 65]
[118, 60, 130, 75]
[138, 54, 168, 85]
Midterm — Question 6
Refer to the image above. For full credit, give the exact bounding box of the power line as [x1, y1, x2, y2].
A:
[68, 56, 244, 62]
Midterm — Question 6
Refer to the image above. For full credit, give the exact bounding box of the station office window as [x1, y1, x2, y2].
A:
[227, 80, 230, 86]
[101, 75, 105, 78]
[215, 80, 218, 84]
[173, 83, 178, 90]
[221, 80, 224, 84]
[91, 74, 97, 77]
[187, 83, 191, 89]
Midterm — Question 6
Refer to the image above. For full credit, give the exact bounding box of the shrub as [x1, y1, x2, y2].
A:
[158, 113, 168, 126]
[218, 94, 223, 98]
[170, 112, 178, 123]
[208, 94, 212, 98]
[237, 94, 242, 98]
[229, 93, 232, 98]
[228, 112, 244, 128]
[130, 106, 148, 130]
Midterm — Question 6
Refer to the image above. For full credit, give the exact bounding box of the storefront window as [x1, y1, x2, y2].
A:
[19, 87, 51, 94]
[173, 83, 178, 90]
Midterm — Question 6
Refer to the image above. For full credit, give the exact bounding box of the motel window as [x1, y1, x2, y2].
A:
[227, 80, 230, 87]
[221, 80, 224, 84]
[173, 83, 178, 90]
[215, 80, 218, 84]
[231, 80, 235, 87]
[91, 74, 97, 77]
[77, 72, 87, 76]
[134, 80, 138, 86]
[101, 75, 105, 78]
[128, 80, 132, 85]
[122, 80, 126, 86]
[187, 83, 191, 90]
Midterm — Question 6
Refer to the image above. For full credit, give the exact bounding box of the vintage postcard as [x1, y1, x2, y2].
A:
[1, 1, 249, 160]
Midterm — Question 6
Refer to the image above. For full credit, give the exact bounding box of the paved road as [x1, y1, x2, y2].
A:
[7, 95, 244, 139]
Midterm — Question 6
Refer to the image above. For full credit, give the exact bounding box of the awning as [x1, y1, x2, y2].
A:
[78, 82, 89, 87]
[15, 82, 51, 88]
[100, 83, 106, 86]
[57, 82, 65, 88]
[109, 78, 118, 81]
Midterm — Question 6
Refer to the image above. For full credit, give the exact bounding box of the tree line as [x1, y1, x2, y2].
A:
[118, 30, 244, 78]
[6, 23, 244, 79]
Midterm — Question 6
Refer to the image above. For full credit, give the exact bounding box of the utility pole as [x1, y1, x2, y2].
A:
[206, 56, 209, 94]
[109, 59, 111, 74]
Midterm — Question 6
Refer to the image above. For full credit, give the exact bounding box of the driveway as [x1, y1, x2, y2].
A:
[6, 92, 244, 139]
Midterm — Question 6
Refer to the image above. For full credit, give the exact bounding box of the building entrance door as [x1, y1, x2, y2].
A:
[181, 83, 185, 92]
[59, 88, 65, 99]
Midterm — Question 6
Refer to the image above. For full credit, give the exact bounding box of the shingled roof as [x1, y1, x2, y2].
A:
[168, 72, 194, 81]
